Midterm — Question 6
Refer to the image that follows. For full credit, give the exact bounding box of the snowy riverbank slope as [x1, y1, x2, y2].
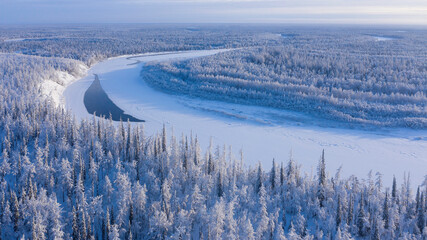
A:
[41, 63, 88, 107]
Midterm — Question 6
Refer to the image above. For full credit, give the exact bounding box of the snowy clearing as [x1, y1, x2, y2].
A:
[64, 50, 427, 186]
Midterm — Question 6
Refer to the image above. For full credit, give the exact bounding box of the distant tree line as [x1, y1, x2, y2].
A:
[0, 24, 282, 66]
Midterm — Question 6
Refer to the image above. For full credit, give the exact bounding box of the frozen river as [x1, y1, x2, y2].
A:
[64, 50, 427, 186]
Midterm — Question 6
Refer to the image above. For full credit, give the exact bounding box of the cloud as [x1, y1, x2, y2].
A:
[222, 6, 427, 15]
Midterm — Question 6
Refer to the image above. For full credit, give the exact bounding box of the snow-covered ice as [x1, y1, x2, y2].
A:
[64, 50, 427, 186]
[368, 35, 396, 41]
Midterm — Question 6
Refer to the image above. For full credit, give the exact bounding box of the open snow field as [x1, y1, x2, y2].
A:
[64, 50, 427, 186]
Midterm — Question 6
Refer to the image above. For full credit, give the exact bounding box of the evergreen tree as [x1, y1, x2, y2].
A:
[161, 178, 172, 221]
[357, 195, 369, 237]
[224, 199, 237, 239]
[162, 124, 167, 153]
[217, 172, 224, 198]
[72, 207, 79, 240]
[11, 191, 20, 233]
[287, 223, 300, 240]
[109, 224, 120, 240]
[257, 184, 269, 239]
[1, 200, 14, 239]
[271, 159, 276, 190]
[47, 197, 64, 240]
[392, 176, 397, 202]
[417, 192, 425, 233]
[207, 152, 214, 175]
[240, 215, 255, 240]
[372, 219, 380, 240]
[280, 162, 285, 187]
[317, 150, 326, 207]
[383, 191, 390, 230]
[210, 199, 225, 239]
[256, 163, 263, 194]
[347, 194, 354, 227]
[336, 195, 342, 229]
[31, 212, 46, 240]
[79, 209, 87, 240]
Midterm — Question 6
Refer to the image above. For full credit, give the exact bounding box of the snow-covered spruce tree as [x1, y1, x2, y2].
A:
[317, 150, 327, 208]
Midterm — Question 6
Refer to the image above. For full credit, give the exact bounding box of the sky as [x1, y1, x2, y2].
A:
[1, 0, 426, 25]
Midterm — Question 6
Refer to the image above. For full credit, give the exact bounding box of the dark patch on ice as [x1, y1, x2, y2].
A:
[84, 74, 144, 122]
[413, 136, 426, 141]
[186, 27, 200, 32]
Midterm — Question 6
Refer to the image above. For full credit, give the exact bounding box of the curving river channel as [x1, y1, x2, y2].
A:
[64, 50, 427, 186]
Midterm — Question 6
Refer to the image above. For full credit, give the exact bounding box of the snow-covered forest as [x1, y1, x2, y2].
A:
[0, 24, 280, 66]
[0, 25, 427, 239]
[143, 30, 427, 128]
